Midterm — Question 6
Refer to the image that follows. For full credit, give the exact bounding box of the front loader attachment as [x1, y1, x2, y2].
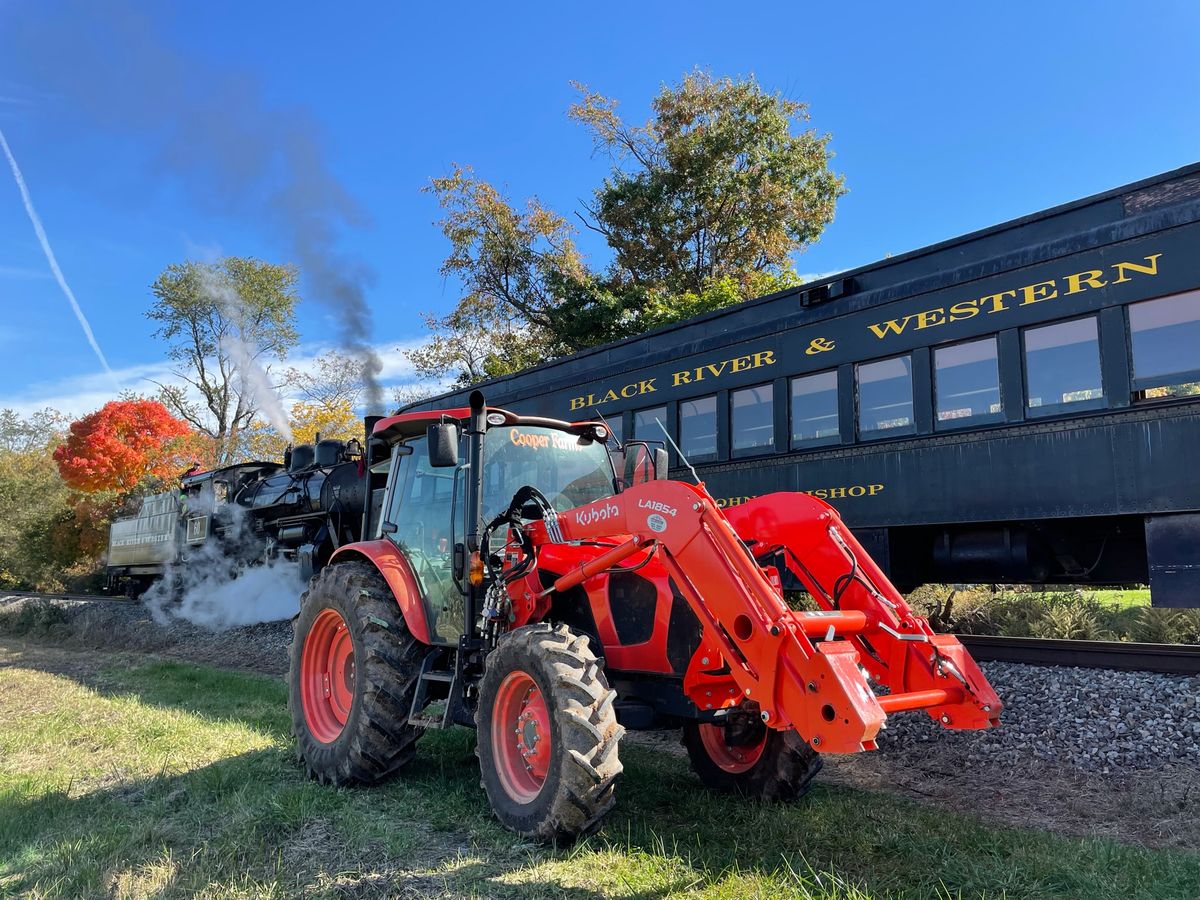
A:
[538, 483, 1001, 754]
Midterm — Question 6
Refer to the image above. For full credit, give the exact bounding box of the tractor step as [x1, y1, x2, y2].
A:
[408, 651, 459, 729]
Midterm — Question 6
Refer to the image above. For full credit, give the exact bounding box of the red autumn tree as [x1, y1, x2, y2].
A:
[53, 399, 200, 494]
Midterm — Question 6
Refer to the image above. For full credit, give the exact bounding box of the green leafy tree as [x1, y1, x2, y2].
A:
[422, 165, 590, 355]
[148, 257, 300, 464]
[571, 72, 842, 296]
[0, 408, 98, 590]
[406, 299, 554, 387]
[415, 71, 844, 377]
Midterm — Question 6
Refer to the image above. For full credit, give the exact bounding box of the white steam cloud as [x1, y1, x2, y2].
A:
[0, 126, 115, 382]
[146, 501, 301, 630]
[153, 560, 302, 630]
[197, 266, 294, 442]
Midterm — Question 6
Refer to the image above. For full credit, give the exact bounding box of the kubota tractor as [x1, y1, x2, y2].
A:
[289, 392, 1001, 843]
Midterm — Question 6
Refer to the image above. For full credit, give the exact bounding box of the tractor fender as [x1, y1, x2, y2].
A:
[328, 540, 433, 645]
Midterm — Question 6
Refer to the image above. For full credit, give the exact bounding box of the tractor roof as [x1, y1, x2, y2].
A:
[371, 406, 608, 443]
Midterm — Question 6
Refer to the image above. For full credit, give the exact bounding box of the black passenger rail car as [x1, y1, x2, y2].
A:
[408, 163, 1200, 608]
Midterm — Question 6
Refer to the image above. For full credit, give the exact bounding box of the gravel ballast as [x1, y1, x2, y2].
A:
[876, 661, 1200, 773]
[0, 593, 294, 675]
[4, 593, 1199, 774]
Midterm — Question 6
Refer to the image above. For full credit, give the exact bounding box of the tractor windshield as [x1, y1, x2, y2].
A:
[483, 425, 615, 521]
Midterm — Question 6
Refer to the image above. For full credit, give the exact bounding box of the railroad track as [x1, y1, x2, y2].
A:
[3, 591, 1198, 675]
[960, 634, 1200, 676]
[0, 589, 128, 605]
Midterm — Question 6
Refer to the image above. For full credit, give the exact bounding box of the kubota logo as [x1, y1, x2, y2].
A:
[637, 499, 678, 517]
[575, 503, 620, 527]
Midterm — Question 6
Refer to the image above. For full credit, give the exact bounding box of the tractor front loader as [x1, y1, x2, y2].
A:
[289, 391, 1001, 843]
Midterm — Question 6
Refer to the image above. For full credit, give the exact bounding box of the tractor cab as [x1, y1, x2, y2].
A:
[365, 395, 657, 644]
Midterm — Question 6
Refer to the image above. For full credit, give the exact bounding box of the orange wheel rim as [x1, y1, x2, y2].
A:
[698, 722, 766, 774]
[300, 608, 356, 744]
[491, 670, 551, 803]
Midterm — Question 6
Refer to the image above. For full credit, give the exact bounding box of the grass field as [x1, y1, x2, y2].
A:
[1086, 589, 1152, 609]
[2, 646, 1199, 899]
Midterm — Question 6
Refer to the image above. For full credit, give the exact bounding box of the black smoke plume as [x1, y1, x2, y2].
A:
[1, 3, 385, 411]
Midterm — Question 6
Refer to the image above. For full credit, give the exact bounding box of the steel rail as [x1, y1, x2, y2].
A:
[959, 634, 1200, 676]
[3, 590, 1198, 675]
[0, 589, 129, 605]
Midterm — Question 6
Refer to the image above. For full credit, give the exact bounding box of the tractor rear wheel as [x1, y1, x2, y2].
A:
[682, 715, 822, 801]
[476, 623, 624, 845]
[289, 561, 425, 785]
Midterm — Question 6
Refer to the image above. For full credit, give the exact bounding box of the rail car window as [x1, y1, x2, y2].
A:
[731, 383, 774, 455]
[1129, 290, 1200, 400]
[934, 337, 1002, 427]
[1024, 317, 1103, 414]
[633, 405, 667, 441]
[790, 371, 839, 446]
[679, 394, 718, 461]
[856, 355, 915, 436]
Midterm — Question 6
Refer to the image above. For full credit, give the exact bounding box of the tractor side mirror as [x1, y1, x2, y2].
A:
[619, 441, 669, 487]
[653, 447, 669, 481]
[427, 423, 460, 468]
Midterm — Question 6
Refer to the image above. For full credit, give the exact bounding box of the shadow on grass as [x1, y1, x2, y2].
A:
[0, 741, 632, 899]
[4, 643, 1200, 898]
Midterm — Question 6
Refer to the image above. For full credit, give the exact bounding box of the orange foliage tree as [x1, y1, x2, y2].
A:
[53, 400, 201, 495]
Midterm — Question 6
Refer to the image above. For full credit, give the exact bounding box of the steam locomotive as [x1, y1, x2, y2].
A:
[105, 417, 387, 598]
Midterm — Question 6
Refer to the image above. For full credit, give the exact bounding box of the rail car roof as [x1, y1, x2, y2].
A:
[372, 406, 607, 442]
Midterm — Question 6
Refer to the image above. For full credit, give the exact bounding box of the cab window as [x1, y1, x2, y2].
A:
[382, 436, 463, 643]
[483, 426, 615, 523]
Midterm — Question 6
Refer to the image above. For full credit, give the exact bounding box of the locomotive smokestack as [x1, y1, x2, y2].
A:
[362, 414, 384, 469]
[363, 415, 383, 442]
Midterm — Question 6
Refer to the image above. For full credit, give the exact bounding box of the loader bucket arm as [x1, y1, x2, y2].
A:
[528, 482, 1001, 754]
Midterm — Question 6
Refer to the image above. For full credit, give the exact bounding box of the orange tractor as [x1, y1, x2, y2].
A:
[289, 392, 1001, 842]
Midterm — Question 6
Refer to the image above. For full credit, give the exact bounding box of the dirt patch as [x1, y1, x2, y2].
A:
[820, 748, 1200, 851]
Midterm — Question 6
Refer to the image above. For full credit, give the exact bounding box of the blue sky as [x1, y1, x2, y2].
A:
[1, 1, 1198, 417]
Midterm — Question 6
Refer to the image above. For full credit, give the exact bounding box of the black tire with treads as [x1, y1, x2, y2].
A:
[289, 560, 425, 785]
[476, 623, 624, 845]
[682, 719, 823, 801]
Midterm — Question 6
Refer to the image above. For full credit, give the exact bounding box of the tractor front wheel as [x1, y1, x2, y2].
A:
[682, 714, 822, 801]
[289, 561, 425, 785]
[476, 623, 624, 845]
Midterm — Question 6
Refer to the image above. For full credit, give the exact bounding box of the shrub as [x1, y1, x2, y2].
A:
[901, 584, 1200, 642]
[1029, 602, 1113, 640]
[1133, 607, 1200, 645]
[908, 585, 1049, 637]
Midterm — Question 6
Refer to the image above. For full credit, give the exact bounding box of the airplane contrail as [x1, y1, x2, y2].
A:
[0, 126, 115, 379]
